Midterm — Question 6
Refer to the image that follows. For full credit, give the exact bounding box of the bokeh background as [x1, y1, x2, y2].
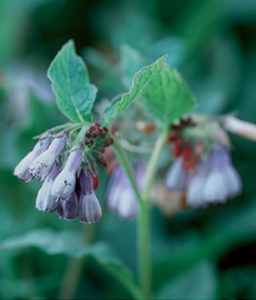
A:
[1, 0, 256, 299]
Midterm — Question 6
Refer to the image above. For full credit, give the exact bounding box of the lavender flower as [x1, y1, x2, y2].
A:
[78, 169, 102, 224]
[165, 157, 189, 191]
[187, 160, 210, 208]
[36, 160, 60, 212]
[29, 135, 66, 181]
[105, 163, 144, 220]
[57, 192, 79, 220]
[165, 146, 242, 208]
[204, 147, 242, 203]
[14, 137, 50, 183]
[51, 148, 82, 200]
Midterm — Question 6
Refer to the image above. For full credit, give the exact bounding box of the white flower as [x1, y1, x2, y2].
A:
[51, 149, 82, 200]
[36, 161, 60, 212]
[78, 193, 102, 224]
[14, 137, 50, 183]
[165, 157, 189, 191]
[29, 136, 66, 181]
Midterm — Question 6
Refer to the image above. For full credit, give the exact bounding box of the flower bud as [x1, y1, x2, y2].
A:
[78, 193, 102, 224]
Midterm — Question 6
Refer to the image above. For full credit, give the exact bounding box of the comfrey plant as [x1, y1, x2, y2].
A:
[13, 41, 256, 299]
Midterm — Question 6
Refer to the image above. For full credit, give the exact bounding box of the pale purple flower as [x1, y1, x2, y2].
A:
[105, 163, 145, 220]
[165, 157, 189, 191]
[204, 147, 242, 204]
[36, 160, 60, 212]
[29, 135, 66, 181]
[78, 169, 102, 224]
[187, 160, 210, 208]
[14, 137, 50, 183]
[51, 148, 82, 200]
[57, 192, 79, 220]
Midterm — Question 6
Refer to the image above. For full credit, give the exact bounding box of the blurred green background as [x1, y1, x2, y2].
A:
[1, 0, 256, 299]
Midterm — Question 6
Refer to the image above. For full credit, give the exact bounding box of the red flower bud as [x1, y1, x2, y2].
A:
[167, 131, 180, 142]
[94, 122, 100, 127]
[97, 128, 103, 135]
[93, 175, 99, 190]
[91, 131, 97, 138]
[85, 132, 91, 138]
[89, 125, 95, 132]
[172, 140, 183, 157]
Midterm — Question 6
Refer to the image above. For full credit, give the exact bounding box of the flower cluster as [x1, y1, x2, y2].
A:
[14, 122, 114, 223]
[165, 116, 242, 208]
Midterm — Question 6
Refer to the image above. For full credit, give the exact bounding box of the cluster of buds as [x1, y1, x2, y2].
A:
[14, 122, 114, 223]
[165, 115, 242, 208]
[84, 123, 114, 169]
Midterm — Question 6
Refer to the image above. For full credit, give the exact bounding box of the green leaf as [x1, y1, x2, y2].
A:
[141, 64, 196, 126]
[155, 261, 217, 300]
[1, 229, 141, 299]
[120, 44, 150, 89]
[47, 40, 97, 123]
[104, 55, 166, 126]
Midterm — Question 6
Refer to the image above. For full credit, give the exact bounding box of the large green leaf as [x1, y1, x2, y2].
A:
[1, 229, 141, 298]
[141, 64, 196, 126]
[104, 55, 166, 126]
[47, 40, 97, 123]
[155, 261, 217, 300]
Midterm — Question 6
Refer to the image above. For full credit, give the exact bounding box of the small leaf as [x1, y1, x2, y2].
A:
[104, 55, 166, 126]
[141, 64, 196, 126]
[155, 261, 217, 300]
[48, 40, 97, 123]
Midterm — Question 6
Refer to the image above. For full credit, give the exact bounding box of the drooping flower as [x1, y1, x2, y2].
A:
[165, 157, 189, 192]
[51, 148, 82, 200]
[36, 159, 60, 212]
[105, 163, 145, 220]
[14, 137, 50, 183]
[57, 192, 79, 220]
[29, 135, 66, 181]
[78, 169, 102, 224]
[165, 116, 242, 208]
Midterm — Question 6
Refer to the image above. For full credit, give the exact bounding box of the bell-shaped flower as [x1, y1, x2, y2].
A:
[165, 157, 189, 191]
[105, 163, 144, 220]
[187, 160, 210, 208]
[78, 169, 102, 223]
[51, 148, 82, 200]
[14, 137, 50, 183]
[36, 159, 60, 212]
[57, 192, 79, 220]
[29, 135, 66, 181]
[204, 147, 237, 204]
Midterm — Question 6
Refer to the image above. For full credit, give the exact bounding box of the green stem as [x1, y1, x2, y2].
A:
[112, 138, 143, 204]
[104, 266, 143, 300]
[138, 128, 168, 300]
